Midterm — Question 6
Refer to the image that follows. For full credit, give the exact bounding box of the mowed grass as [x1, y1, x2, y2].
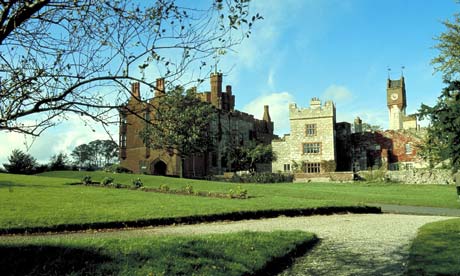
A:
[0, 171, 458, 230]
[407, 218, 460, 276]
[0, 230, 316, 275]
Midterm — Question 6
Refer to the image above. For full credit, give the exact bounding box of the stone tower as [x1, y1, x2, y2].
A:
[387, 76, 407, 130]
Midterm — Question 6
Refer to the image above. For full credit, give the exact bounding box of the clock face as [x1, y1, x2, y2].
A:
[391, 93, 399, 101]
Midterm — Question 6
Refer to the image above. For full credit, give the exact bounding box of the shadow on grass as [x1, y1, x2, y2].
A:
[0, 181, 25, 188]
[0, 245, 115, 275]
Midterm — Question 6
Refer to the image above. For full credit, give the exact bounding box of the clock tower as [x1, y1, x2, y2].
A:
[387, 76, 407, 130]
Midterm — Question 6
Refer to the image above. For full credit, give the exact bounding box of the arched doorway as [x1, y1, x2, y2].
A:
[151, 160, 167, 176]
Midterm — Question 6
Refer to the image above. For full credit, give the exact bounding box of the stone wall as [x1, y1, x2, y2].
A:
[272, 99, 336, 173]
[385, 169, 454, 185]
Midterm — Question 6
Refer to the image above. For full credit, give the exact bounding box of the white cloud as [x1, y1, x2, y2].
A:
[242, 92, 295, 136]
[322, 84, 353, 103]
[0, 116, 117, 168]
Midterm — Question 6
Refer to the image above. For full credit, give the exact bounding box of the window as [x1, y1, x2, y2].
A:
[304, 162, 321, 173]
[284, 164, 291, 172]
[120, 134, 127, 148]
[306, 124, 317, 136]
[120, 112, 127, 124]
[405, 143, 412, 154]
[303, 143, 321, 154]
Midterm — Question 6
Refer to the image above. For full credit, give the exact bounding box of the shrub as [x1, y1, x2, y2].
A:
[104, 164, 133, 173]
[82, 175, 92, 185]
[184, 184, 194, 194]
[231, 172, 294, 183]
[229, 185, 248, 199]
[101, 177, 114, 186]
[159, 184, 170, 192]
[132, 178, 143, 188]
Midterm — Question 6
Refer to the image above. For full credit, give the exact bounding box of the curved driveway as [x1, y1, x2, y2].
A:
[91, 213, 452, 275]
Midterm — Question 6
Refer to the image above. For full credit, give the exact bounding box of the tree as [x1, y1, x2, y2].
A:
[419, 81, 460, 172]
[0, 1, 261, 136]
[71, 139, 118, 168]
[361, 123, 382, 132]
[3, 149, 37, 174]
[49, 152, 70, 171]
[140, 86, 215, 177]
[71, 143, 91, 168]
[432, 12, 460, 81]
[227, 142, 275, 172]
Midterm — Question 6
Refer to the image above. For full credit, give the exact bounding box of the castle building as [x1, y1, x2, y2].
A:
[119, 73, 275, 177]
[273, 76, 425, 176]
[272, 98, 350, 173]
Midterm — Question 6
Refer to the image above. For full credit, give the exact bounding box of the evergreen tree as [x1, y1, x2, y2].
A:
[419, 81, 460, 172]
[3, 149, 37, 174]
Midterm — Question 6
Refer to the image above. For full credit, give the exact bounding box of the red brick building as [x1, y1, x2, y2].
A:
[119, 73, 275, 177]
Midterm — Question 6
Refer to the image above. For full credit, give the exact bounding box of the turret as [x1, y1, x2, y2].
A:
[210, 72, 222, 109]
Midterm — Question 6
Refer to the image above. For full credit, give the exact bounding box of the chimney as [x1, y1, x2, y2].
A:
[210, 72, 222, 108]
[354, 117, 362, 133]
[155, 78, 165, 97]
[131, 82, 140, 99]
[310, 97, 321, 109]
[226, 85, 232, 95]
[263, 105, 271, 122]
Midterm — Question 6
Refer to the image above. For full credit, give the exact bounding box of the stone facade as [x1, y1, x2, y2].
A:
[119, 74, 275, 178]
[273, 76, 427, 179]
[272, 98, 337, 173]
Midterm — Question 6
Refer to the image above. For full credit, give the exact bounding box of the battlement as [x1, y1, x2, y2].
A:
[289, 98, 335, 120]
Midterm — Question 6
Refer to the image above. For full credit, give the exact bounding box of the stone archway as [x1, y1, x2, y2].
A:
[151, 160, 167, 176]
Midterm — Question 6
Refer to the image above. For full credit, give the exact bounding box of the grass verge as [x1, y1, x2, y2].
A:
[1, 171, 458, 231]
[407, 218, 460, 275]
[0, 231, 317, 276]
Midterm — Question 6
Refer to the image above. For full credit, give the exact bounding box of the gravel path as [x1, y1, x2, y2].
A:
[5, 214, 452, 275]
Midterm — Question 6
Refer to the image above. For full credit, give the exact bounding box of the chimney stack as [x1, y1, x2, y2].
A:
[155, 78, 165, 97]
[263, 105, 271, 122]
[131, 82, 140, 99]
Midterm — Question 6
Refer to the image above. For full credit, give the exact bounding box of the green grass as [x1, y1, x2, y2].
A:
[0, 230, 316, 275]
[0, 171, 458, 230]
[407, 218, 460, 276]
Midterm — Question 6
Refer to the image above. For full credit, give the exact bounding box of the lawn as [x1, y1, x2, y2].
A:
[0, 230, 316, 275]
[407, 218, 460, 276]
[0, 171, 458, 231]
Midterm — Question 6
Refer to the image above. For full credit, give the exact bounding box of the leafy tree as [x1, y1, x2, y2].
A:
[71, 139, 118, 168]
[227, 142, 275, 172]
[71, 143, 92, 168]
[361, 123, 382, 132]
[49, 152, 70, 171]
[140, 86, 215, 177]
[419, 81, 460, 172]
[432, 12, 460, 81]
[3, 149, 37, 174]
[0, 1, 261, 136]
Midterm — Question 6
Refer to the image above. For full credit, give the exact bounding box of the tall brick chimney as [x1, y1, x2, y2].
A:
[155, 78, 165, 97]
[131, 82, 140, 99]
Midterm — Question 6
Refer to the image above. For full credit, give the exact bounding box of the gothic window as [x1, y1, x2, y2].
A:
[405, 143, 412, 154]
[303, 143, 321, 154]
[304, 162, 321, 173]
[120, 134, 127, 148]
[283, 164, 291, 172]
[306, 124, 317, 136]
[120, 112, 127, 124]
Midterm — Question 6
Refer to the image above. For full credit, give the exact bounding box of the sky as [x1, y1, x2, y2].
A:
[0, 0, 458, 167]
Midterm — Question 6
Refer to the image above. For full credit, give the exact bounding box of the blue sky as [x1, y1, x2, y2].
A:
[0, 0, 458, 166]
